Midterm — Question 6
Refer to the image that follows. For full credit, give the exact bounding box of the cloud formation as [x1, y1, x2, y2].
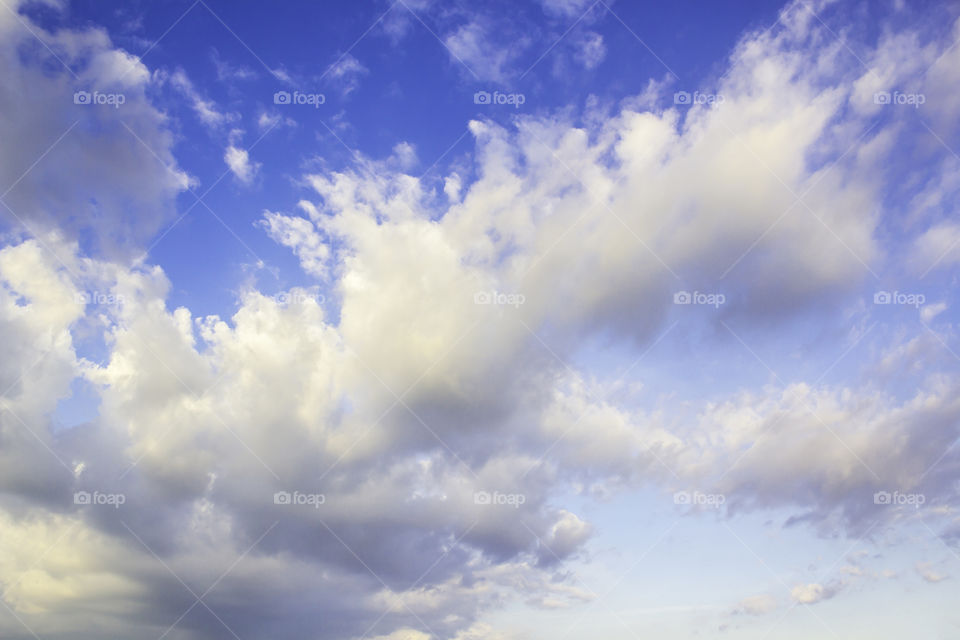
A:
[1, 0, 959, 638]
[0, 3, 189, 256]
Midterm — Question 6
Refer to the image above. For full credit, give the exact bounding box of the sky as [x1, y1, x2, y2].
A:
[0, 0, 959, 638]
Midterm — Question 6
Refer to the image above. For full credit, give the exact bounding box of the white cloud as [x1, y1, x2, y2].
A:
[170, 68, 236, 129]
[916, 562, 949, 583]
[538, 0, 594, 17]
[224, 145, 261, 184]
[790, 582, 838, 605]
[326, 53, 369, 96]
[910, 222, 960, 274]
[211, 48, 256, 82]
[0, 2, 189, 254]
[0, 237, 82, 501]
[255, 6, 960, 547]
[444, 20, 529, 82]
[732, 593, 778, 616]
[3, 2, 960, 638]
[365, 630, 431, 640]
[575, 31, 606, 69]
[258, 110, 296, 131]
[921, 301, 948, 323]
[392, 142, 418, 170]
[260, 210, 330, 277]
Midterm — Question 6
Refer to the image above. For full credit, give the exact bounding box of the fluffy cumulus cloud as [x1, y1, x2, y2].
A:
[224, 144, 261, 184]
[1, 0, 960, 639]
[0, 237, 82, 505]
[0, 1, 189, 257]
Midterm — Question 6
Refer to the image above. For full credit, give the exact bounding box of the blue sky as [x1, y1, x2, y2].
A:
[25, 0, 788, 317]
[1, 0, 960, 639]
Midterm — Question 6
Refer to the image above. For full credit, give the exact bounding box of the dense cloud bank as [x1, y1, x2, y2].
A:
[1, 0, 959, 638]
